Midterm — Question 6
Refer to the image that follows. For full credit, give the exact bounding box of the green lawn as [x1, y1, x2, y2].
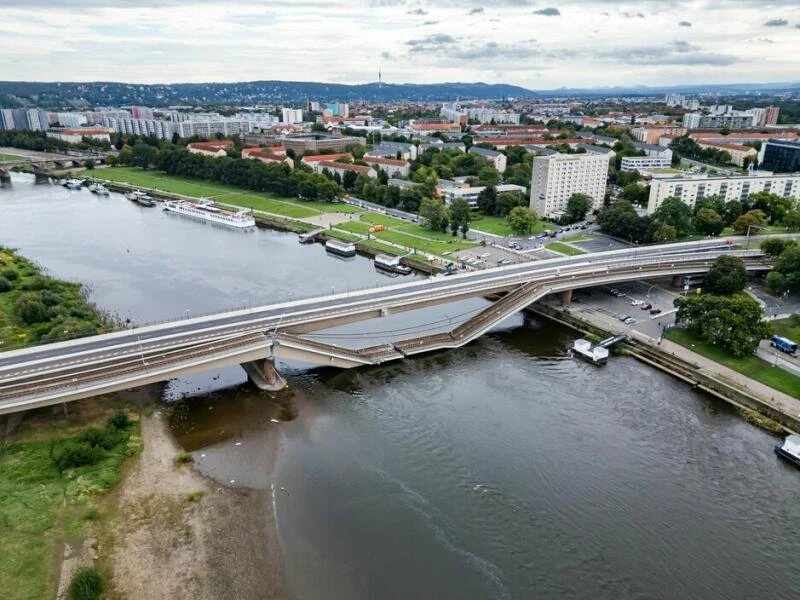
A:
[562, 234, 594, 243]
[96, 167, 361, 218]
[0, 410, 139, 600]
[337, 221, 373, 235]
[357, 212, 407, 227]
[546, 242, 586, 256]
[666, 328, 800, 398]
[0, 153, 23, 162]
[470, 215, 559, 237]
[359, 239, 405, 256]
[325, 230, 361, 242]
[772, 317, 800, 342]
[373, 230, 474, 255]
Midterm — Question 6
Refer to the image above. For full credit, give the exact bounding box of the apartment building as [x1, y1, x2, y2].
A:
[103, 117, 176, 139]
[187, 141, 234, 157]
[312, 161, 376, 179]
[530, 150, 611, 218]
[758, 139, 800, 173]
[682, 113, 756, 129]
[46, 128, 111, 144]
[647, 173, 800, 214]
[620, 156, 672, 171]
[362, 157, 410, 177]
[442, 184, 526, 209]
[281, 108, 304, 124]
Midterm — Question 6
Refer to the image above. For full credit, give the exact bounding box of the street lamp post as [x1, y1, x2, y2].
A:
[745, 224, 768, 250]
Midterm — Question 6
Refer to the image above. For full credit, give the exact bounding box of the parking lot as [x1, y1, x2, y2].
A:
[571, 280, 680, 339]
[570, 235, 629, 253]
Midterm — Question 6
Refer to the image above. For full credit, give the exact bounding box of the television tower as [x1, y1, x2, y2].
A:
[378, 64, 382, 88]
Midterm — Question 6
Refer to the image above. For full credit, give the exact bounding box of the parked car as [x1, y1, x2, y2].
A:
[640, 303, 652, 310]
[480, 252, 491, 258]
[631, 300, 643, 306]
[624, 317, 636, 325]
[618, 314, 631, 322]
[650, 308, 662, 315]
[608, 288, 619, 296]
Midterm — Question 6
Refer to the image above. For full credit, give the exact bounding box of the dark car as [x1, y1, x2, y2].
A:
[650, 308, 662, 315]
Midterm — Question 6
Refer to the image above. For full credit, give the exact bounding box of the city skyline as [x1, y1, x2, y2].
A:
[1, 1, 799, 88]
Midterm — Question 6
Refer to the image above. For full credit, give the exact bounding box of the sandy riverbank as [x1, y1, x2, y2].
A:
[108, 412, 289, 599]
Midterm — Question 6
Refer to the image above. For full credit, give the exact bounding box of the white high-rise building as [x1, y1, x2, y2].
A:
[25, 109, 49, 131]
[530, 150, 612, 218]
[54, 112, 88, 128]
[281, 108, 304, 124]
[647, 173, 800, 214]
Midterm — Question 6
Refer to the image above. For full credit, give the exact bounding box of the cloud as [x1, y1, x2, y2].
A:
[763, 18, 788, 27]
[407, 8, 427, 15]
[598, 42, 737, 66]
[469, 7, 483, 15]
[533, 8, 560, 16]
[405, 33, 457, 53]
[678, 21, 692, 27]
[380, 51, 391, 59]
[621, 12, 645, 18]
[422, 19, 439, 25]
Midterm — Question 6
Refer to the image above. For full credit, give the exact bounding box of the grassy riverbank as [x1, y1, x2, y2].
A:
[0, 153, 23, 162]
[0, 403, 140, 600]
[0, 247, 111, 350]
[665, 328, 800, 398]
[95, 167, 361, 218]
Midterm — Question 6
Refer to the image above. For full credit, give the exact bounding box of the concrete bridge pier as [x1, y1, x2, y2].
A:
[32, 167, 51, 184]
[240, 358, 287, 392]
[672, 275, 683, 287]
[560, 289, 573, 305]
[0, 169, 10, 184]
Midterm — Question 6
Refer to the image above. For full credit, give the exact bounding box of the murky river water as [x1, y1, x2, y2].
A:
[2, 174, 799, 599]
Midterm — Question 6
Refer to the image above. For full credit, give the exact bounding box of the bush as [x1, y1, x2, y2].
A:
[52, 441, 105, 471]
[0, 275, 11, 293]
[108, 409, 132, 430]
[1, 267, 18, 281]
[77, 427, 127, 450]
[174, 450, 194, 466]
[186, 490, 204, 502]
[14, 295, 49, 325]
[67, 566, 104, 600]
[19, 276, 48, 291]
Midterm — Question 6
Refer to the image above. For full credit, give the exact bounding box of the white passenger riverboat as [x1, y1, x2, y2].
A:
[162, 199, 255, 230]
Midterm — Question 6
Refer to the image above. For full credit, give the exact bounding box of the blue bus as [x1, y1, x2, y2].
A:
[770, 335, 798, 355]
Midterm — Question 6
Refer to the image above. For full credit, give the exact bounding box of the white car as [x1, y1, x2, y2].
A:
[480, 252, 491, 258]
[631, 300, 642, 306]
[624, 317, 636, 325]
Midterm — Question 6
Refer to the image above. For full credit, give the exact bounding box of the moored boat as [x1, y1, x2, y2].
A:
[775, 434, 800, 468]
[91, 184, 109, 195]
[325, 238, 356, 257]
[374, 254, 412, 275]
[125, 190, 155, 206]
[162, 199, 255, 229]
[63, 178, 83, 190]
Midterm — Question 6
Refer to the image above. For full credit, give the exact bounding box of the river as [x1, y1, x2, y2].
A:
[2, 174, 799, 599]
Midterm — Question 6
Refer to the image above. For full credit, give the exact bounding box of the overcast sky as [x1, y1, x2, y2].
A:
[1, 0, 799, 89]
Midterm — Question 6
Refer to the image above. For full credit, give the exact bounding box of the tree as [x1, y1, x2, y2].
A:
[342, 170, 357, 190]
[782, 209, 800, 231]
[761, 238, 797, 258]
[732, 209, 768, 234]
[564, 193, 592, 223]
[618, 183, 649, 207]
[419, 197, 449, 232]
[495, 192, 524, 217]
[476, 185, 497, 215]
[652, 197, 693, 237]
[773, 246, 800, 292]
[766, 271, 787, 294]
[704, 255, 747, 295]
[477, 166, 500, 186]
[130, 142, 158, 170]
[449, 198, 472, 238]
[693, 208, 724, 236]
[651, 223, 677, 242]
[14, 294, 48, 324]
[506, 206, 538, 235]
[674, 294, 772, 357]
[722, 200, 743, 226]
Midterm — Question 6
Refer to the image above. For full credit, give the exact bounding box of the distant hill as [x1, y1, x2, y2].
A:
[0, 79, 798, 109]
[0, 80, 537, 109]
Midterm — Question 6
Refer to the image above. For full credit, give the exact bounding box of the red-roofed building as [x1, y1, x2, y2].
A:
[478, 137, 585, 150]
[241, 147, 294, 169]
[313, 161, 376, 179]
[301, 153, 352, 165]
[409, 121, 462, 134]
[363, 156, 410, 177]
[187, 140, 234, 157]
[696, 140, 758, 167]
[47, 128, 111, 144]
